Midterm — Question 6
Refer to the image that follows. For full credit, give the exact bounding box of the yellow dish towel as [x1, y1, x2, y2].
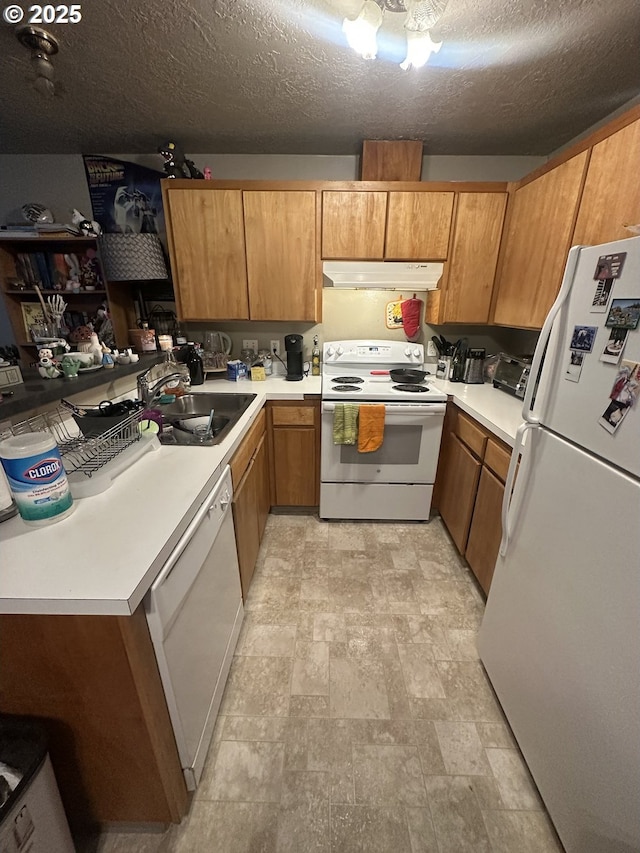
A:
[333, 403, 359, 445]
[358, 404, 385, 453]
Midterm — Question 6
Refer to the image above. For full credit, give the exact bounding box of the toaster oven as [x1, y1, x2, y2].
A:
[492, 353, 532, 398]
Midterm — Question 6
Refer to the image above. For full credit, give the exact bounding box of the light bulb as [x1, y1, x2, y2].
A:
[342, 0, 383, 60]
[400, 29, 442, 70]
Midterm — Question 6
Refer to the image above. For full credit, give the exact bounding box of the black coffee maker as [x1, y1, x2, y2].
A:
[284, 334, 304, 381]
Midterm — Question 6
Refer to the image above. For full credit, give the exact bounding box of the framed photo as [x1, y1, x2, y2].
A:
[569, 325, 598, 352]
[21, 302, 46, 336]
[605, 299, 640, 330]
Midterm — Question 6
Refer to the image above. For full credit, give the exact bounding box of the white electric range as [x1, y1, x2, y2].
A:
[320, 340, 446, 521]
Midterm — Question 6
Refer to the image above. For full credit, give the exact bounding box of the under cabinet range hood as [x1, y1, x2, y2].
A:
[323, 261, 443, 291]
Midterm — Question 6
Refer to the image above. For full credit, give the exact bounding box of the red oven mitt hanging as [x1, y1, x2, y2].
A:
[401, 294, 423, 342]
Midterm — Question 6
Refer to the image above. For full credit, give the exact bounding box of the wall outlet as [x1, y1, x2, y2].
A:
[426, 340, 439, 357]
[270, 339, 281, 357]
[242, 339, 258, 353]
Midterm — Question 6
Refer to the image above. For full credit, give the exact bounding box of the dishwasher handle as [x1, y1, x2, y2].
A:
[153, 466, 232, 589]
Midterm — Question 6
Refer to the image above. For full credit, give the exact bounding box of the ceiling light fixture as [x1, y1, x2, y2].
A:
[15, 24, 59, 96]
[342, 0, 448, 69]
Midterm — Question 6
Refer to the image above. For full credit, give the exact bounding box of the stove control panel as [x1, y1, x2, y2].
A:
[323, 340, 424, 364]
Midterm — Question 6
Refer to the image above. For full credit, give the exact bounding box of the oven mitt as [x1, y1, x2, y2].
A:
[333, 403, 359, 445]
[401, 296, 423, 342]
[358, 404, 385, 453]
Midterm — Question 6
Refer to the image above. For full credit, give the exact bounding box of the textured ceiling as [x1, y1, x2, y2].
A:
[0, 0, 639, 155]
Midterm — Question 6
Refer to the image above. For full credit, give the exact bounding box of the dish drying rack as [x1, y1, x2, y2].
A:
[7, 406, 159, 498]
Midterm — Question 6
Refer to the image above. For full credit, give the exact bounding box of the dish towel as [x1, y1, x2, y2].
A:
[333, 403, 359, 445]
[401, 295, 424, 342]
[358, 404, 385, 453]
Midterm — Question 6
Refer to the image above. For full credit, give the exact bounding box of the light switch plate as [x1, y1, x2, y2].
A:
[426, 340, 439, 357]
[242, 339, 258, 353]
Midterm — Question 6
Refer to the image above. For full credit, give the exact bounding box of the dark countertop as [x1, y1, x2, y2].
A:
[0, 354, 163, 421]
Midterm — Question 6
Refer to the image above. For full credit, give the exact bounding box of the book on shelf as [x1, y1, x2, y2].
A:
[0, 223, 80, 238]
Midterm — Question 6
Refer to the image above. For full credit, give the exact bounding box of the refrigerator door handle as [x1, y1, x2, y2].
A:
[522, 245, 584, 424]
[500, 421, 537, 556]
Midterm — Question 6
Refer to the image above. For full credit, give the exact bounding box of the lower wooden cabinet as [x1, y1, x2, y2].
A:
[230, 409, 270, 598]
[465, 466, 505, 594]
[267, 400, 320, 507]
[434, 404, 512, 595]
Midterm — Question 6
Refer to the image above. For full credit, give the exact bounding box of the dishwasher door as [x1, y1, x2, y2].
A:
[145, 465, 243, 790]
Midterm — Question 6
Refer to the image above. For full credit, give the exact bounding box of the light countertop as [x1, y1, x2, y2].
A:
[0, 374, 321, 616]
[0, 372, 521, 617]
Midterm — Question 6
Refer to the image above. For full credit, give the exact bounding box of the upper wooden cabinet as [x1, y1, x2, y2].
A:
[385, 192, 454, 260]
[164, 186, 319, 322]
[322, 191, 387, 259]
[428, 192, 507, 324]
[492, 151, 589, 329]
[572, 118, 640, 246]
[164, 188, 249, 321]
[244, 191, 317, 321]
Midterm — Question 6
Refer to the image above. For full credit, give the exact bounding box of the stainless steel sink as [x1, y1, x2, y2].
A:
[157, 393, 256, 446]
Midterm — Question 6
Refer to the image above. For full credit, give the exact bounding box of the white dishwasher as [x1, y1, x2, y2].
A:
[145, 465, 243, 790]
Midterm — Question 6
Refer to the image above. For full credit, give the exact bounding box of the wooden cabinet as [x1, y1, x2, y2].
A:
[243, 191, 317, 321]
[0, 607, 188, 829]
[230, 408, 270, 598]
[434, 405, 512, 595]
[165, 188, 249, 320]
[492, 151, 589, 329]
[268, 400, 320, 506]
[572, 118, 640, 246]
[434, 192, 508, 324]
[0, 235, 133, 366]
[164, 185, 319, 322]
[321, 191, 387, 259]
[385, 192, 454, 260]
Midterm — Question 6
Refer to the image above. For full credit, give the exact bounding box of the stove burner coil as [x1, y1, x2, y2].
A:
[332, 376, 364, 384]
[332, 385, 362, 392]
[392, 384, 429, 392]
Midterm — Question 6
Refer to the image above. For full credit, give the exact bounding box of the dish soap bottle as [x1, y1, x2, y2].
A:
[185, 343, 204, 386]
[311, 335, 321, 376]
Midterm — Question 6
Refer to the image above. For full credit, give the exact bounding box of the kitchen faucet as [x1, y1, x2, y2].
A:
[137, 366, 187, 406]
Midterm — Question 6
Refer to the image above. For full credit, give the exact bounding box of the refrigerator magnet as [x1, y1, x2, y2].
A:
[565, 350, 584, 382]
[570, 325, 598, 352]
[605, 299, 640, 330]
[599, 360, 640, 434]
[600, 328, 628, 364]
[593, 252, 627, 280]
[590, 278, 614, 313]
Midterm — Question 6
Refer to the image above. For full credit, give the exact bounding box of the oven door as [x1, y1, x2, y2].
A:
[321, 401, 446, 484]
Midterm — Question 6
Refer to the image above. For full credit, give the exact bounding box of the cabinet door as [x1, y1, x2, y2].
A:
[385, 192, 454, 260]
[272, 427, 317, 506]
[572, 119, 640, 246]
[437, 434, 482, 554]
[322, 191, 387, 259]
[232, 460, 260, 599]
[465, 466, 505, 595]
[244, 191, 317, 321]
[165, 189, 249, 320]
[442, 193, 507, 323]
[254, 433, 271, 542]
[493, 151, 588, 329]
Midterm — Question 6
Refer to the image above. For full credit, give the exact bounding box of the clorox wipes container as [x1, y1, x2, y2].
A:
[0, 433, 74, 526]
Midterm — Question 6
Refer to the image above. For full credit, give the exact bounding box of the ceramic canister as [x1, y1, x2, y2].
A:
[0, 433, 74, 525]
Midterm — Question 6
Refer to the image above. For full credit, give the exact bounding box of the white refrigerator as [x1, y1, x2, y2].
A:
[478, 236, 640, 853]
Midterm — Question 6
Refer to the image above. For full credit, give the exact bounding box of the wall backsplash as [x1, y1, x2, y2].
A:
[185, 289, 539, 366]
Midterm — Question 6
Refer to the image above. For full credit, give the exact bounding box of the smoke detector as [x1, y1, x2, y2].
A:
[15, 25, 60, 96]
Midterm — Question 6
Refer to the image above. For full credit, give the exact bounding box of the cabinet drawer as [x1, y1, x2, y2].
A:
[455, 412, 487, 459]
[484, 439, 511, 483]
[230, 408, 266, 489]
[271, 405, 315, 427]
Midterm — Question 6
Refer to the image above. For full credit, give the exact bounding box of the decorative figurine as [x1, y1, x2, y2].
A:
[37, 348, 62, 379]
[87, 331, 103, 365]
[204, 167, 212, 180]
[71, 208, 102, 237]
[157, 141, 204, 179]
[101, 342, 115, 368]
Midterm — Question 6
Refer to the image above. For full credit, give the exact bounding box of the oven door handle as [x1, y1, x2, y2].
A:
[322, 402, 445, 416]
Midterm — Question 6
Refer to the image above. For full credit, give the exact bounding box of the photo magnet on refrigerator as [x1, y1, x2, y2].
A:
[593, 252, 627, 280]
[600, 328, 628, 364]
[565, 350, 584, 382]
[590, 278, 614, 313]
[605, 299, 640, 330]
[598, 360, 640, 434]
[570, 325, 598, 352]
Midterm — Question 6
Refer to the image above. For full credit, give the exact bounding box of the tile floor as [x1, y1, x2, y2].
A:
[79, 514, 564, 853]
